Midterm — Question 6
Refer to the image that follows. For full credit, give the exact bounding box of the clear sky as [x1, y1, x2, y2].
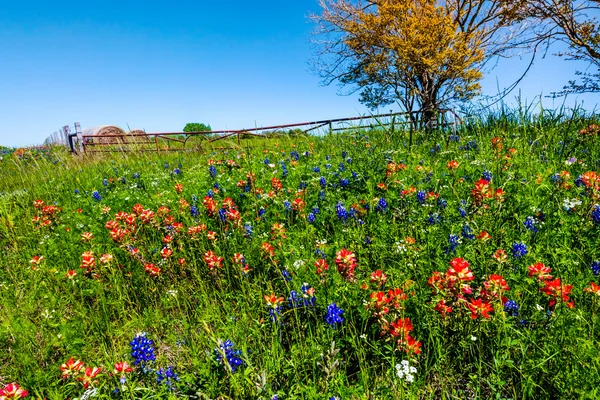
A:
[0, 1, 597, 148]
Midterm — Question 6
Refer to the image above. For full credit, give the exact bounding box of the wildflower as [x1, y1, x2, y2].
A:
[482, 170, 492, 182]
[540, 278, 574, 308]
[208, 165, 217, 178]
[511, 242, 528, 259]
[503, 300, 520, 316]
[466, 299, 494, 319]
[81, 232, 94, 242]
[523, 216, 539, 233]
[174, 183, 183, 194]
[325, 303, 345, 327]
[447, 160, 459, 170]
[584, 282, 600, 297]
[375, 197, 388, 213]
[156, 366, 179, 389]
[446, 234, 461, 254]
[528, 262, 552, 281]
[592, 205, 600, 224]
[60, 357, 85, 379]
[99, 254, 113, 264]
[144, 263, 161, 277]
[0, 383, 28, 399]
[591, 261, 600, 276]
[130, 332, 156, 367]
[215, 340, 244, 373]
[335, 249, 357, 281]
[92, 190, 102, 202]
[477, 231, 491, 241]
[315, 259, 329, 275]
[493, 249, 508, 263]
[203, 251, 224, 271]
[370, 270, 387, 286]
[447, 258, 474, 283]
[395, 360, 417, 383]
[335, 202, 348, 221]
[77, 366, 102, 389]
[65, 270, 77, 279]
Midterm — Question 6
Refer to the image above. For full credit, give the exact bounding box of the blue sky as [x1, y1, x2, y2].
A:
[0, 1, 597, 147]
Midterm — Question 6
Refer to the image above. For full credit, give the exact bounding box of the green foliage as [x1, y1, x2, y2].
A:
[1, 107, 600, 398]
[183, 123, 212, 133]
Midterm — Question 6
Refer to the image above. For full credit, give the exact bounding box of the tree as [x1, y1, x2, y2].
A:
[183, 123, 212, 133]
[311, 0, 534, 126]
[510, 0, 600, 94]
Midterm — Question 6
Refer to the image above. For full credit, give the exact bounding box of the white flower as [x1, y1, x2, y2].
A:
[536, 304, 544, 311]
[167, 289, 178, 297]
[470, 335, 477, 341]
[293, 260, 305, 269]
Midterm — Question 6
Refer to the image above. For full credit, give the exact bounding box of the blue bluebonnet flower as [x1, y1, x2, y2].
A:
[320, 177, 327, 188]
[290, 150, 300, 161]
[164, 163, 169, 169]
[209, 165, 217, 178]
[591, 261, 600, 276]
[482, 170, 492, 182]
[156, 366, 179, 389]
[364, 236, 372, 245]
[504, 300, 520, 317]
[339, 162, 345, 172]
[283, 200, 292, 212]
[258, 207, 266, 218]
[207, 189, 214, 198]
[336, 202, 348, 221]
[307, 213, 316, 223]
[312, 166, 321, 173]
[314, 249, 326, 259]
[449, 134, 460, 142]
[74, 189, 79, 194]
[325, 163, 332, 169]
[92, 190, 102, 202]
[347, 158, 352, 164]
[551, 173, 560, 183]
[376, 197, 388, 213]
[218, 208, 227, 223]
[462, 224, 475, 240]
[437, 198, 447, 209]
[446, 234, 461, 254]
[523, 216, 539, 233]
[426, 212, 440, 225]
[172, 168, 181, 175]
[430, 144, 441, 154]
[130, 333, 156, 368]
[417, 191, 426, 204]
[213, 182, 220, 190]
[264, 158, 270, 165]
[281, 161, 288, 177]
[325, 303, 344, 328]
[299, 181, 307, 190]
[103, 178, 108, 187]
[458, 206, 467, 218]
[133, 172, 140, 179]
[512, 242, 528, 259]
[575, 175, 585, 187]
[592, 205, 600, 224]
[319, 191, 326, 200]
[311, 207, 320, 215]
[244, 224, 254, 238]
[301, 283, 317, 307]
[215, 340, 244, 373]
[339, 178, 349, 188]
[281, 269, 292, 282]
[271, 396, 279, 400]
[190, 206, 200, 217]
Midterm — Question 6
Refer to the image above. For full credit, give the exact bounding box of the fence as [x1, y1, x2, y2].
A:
[81, 109, 461, 154]
[44, 123, 82, 152]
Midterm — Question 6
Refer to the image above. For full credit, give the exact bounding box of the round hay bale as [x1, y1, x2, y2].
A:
[83, 126, 126, 145]
[127, 129, 149, 144]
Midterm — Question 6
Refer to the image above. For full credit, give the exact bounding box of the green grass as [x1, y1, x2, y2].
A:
[1, 108, 600, 399]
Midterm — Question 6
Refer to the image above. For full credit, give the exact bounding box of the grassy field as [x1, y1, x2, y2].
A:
[1, 109, 600, 399]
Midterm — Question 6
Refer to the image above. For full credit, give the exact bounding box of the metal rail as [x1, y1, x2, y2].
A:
[82, 109, 459, 153]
